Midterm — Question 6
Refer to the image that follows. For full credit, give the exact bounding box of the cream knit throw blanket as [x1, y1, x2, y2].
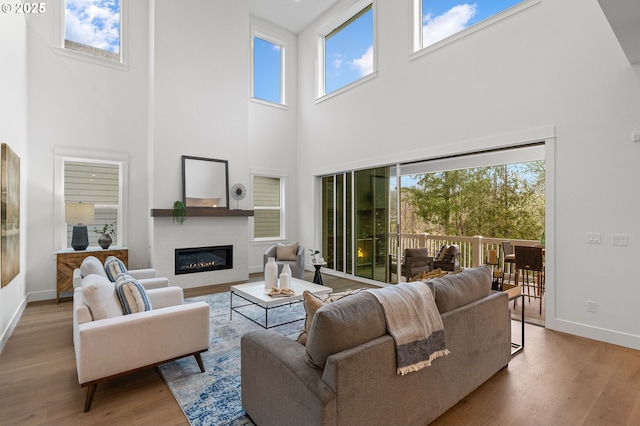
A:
[367, 282, 450, 375]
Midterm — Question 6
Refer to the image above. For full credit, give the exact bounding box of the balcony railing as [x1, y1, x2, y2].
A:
[389, 233, 542, 270]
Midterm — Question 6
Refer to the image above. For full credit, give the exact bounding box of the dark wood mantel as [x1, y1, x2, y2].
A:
[150, 208, 254, 217]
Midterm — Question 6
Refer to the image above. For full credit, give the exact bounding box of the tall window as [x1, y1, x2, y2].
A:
[253, 176, 284, 239]
[414, 0, 530, 52]
[252, 35, 284, 105]
[320, 0, 375, 97]
[64, 0, 122, 63]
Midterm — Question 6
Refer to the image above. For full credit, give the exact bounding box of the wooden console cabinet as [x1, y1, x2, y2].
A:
[56, 246, 128, 303]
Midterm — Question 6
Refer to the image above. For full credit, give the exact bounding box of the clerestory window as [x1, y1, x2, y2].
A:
[318, 0, 375, 99]
[252, 34, 285, 105]
[63, 0, 123, 63]
[413, 0, 538, 54]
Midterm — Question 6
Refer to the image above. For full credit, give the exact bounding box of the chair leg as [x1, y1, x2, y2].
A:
[194, 353, 205, 373]
[84, 383, 97, 412]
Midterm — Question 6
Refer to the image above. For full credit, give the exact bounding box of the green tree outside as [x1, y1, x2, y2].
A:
[403, 161, 545, 240]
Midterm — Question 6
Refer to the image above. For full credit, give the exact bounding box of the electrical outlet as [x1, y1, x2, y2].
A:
[612, 234, 628, 246]
[587, 301, 596, 313]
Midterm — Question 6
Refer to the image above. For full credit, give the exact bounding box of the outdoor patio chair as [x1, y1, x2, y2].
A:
[515, 245, 544, 314]
[432, 244, 461, 272]
[401, 248, 433, 281]
[502, 241, 516, 281]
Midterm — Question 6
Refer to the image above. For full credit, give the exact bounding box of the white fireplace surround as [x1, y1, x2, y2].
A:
[152, 216, 249, 289]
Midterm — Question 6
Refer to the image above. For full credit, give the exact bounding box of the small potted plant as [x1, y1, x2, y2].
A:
[173, 200, 187, 224]
[94, 222, 116, 249]
[309, 249, 320, 263]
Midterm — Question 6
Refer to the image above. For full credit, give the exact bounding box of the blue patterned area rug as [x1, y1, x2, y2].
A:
[158, 292, 305, 426]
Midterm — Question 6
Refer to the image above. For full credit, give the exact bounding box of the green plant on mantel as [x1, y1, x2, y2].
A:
[173, 200, 187, 224]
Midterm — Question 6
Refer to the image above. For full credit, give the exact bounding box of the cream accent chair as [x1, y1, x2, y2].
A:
[73, 275, 210, 412]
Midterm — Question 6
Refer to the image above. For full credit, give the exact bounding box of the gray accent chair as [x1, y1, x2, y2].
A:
[263, 244, 305, 279]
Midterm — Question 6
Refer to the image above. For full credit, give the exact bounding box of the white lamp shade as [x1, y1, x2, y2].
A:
[65, 203, 95, 224]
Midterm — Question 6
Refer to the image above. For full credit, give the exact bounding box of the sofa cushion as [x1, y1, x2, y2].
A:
[105, 256, 128, 281]
[276, 242, 298, 261]
[115, 274, 152, 314]
[305, 291, 387, 369]
[80, 256, 108, 280]
[81, 274, 124, 320]
[297, 289, 364, 346]
[428, 266, 491, 313]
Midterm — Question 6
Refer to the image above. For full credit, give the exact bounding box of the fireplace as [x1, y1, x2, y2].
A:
[175, 245, 233, 275]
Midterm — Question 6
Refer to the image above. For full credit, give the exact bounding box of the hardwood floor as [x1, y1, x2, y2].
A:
[1, 273, 639, 425]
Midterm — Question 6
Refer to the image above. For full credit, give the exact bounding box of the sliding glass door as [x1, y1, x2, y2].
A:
[321, 167, 390, 282]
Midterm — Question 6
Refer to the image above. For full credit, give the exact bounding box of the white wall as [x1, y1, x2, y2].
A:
[248, 17, 299, 272]
[25, 0, 151, 301]
[296, 0, 640, 349]
[0, 13, 29, 351]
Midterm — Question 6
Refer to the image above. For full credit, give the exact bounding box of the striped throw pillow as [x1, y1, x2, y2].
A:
[115, 274, 152, 314]
[104, 256, 128, 281]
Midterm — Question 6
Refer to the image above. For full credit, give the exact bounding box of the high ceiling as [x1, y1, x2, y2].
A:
[248, 0, 341, 34]
[597, 0, 640, 64]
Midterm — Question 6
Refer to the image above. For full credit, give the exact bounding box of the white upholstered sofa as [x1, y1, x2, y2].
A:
[72, 257, 210, 412]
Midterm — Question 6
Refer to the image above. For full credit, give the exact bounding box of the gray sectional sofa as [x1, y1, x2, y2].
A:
[241, 266, 511, 426]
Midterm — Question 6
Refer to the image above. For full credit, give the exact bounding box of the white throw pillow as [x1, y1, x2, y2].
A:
[80, 256, 108, 279]
[81, 274, 124, 320]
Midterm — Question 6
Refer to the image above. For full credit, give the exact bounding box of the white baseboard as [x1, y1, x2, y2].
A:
[552, 319, 640, 351]
[0, 295, 27, 355]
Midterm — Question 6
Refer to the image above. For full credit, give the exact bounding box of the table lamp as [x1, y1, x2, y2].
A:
[65, 202, 95, 250]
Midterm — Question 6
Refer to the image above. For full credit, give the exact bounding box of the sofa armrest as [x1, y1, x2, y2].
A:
[147, 286, 184, 309]
[138, 277, 169, 290]
[128, 268, 158, 280]
[75, 301, 210, 384]
[241, 330, 337, 426]
[73, 268, 83, 288]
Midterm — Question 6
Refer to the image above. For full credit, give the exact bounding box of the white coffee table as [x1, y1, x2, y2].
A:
[230, 278, 332, 329]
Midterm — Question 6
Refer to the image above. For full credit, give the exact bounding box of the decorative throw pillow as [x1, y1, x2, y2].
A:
[81, 274, 124, 320]
[115, 273, 152, 314]
[80, 256, 108, 280]
[104, 256, 128, 281]
[297, 288, 364, 345]
[436, 245, 449, 261]
[276, 242, 298, 261]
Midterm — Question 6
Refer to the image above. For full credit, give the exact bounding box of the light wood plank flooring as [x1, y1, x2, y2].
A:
[1, 273, 639, 425]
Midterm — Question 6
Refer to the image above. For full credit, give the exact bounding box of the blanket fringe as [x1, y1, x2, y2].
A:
[397, 349, 451, 375]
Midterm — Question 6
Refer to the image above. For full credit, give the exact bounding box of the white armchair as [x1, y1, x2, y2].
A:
[73, 275, 210, 411]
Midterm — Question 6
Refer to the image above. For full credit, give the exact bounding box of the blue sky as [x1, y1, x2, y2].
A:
[422, 0, 523, 46]
[254, 37, 282, 104]
[325, 6, 374, 94]
[65, 0, 120, 53]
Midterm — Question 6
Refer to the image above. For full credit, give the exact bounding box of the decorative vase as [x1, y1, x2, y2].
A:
[98, 234, 112, 249]
[264, 257, 278, 289]
[281, 263, 292, 278]
[280, 271, 290, 290]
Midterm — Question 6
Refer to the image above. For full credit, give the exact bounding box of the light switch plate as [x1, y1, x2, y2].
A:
[587, 233, 601, 244]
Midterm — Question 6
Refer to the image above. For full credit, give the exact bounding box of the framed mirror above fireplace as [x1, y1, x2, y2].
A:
[182, 156, 229, 209]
